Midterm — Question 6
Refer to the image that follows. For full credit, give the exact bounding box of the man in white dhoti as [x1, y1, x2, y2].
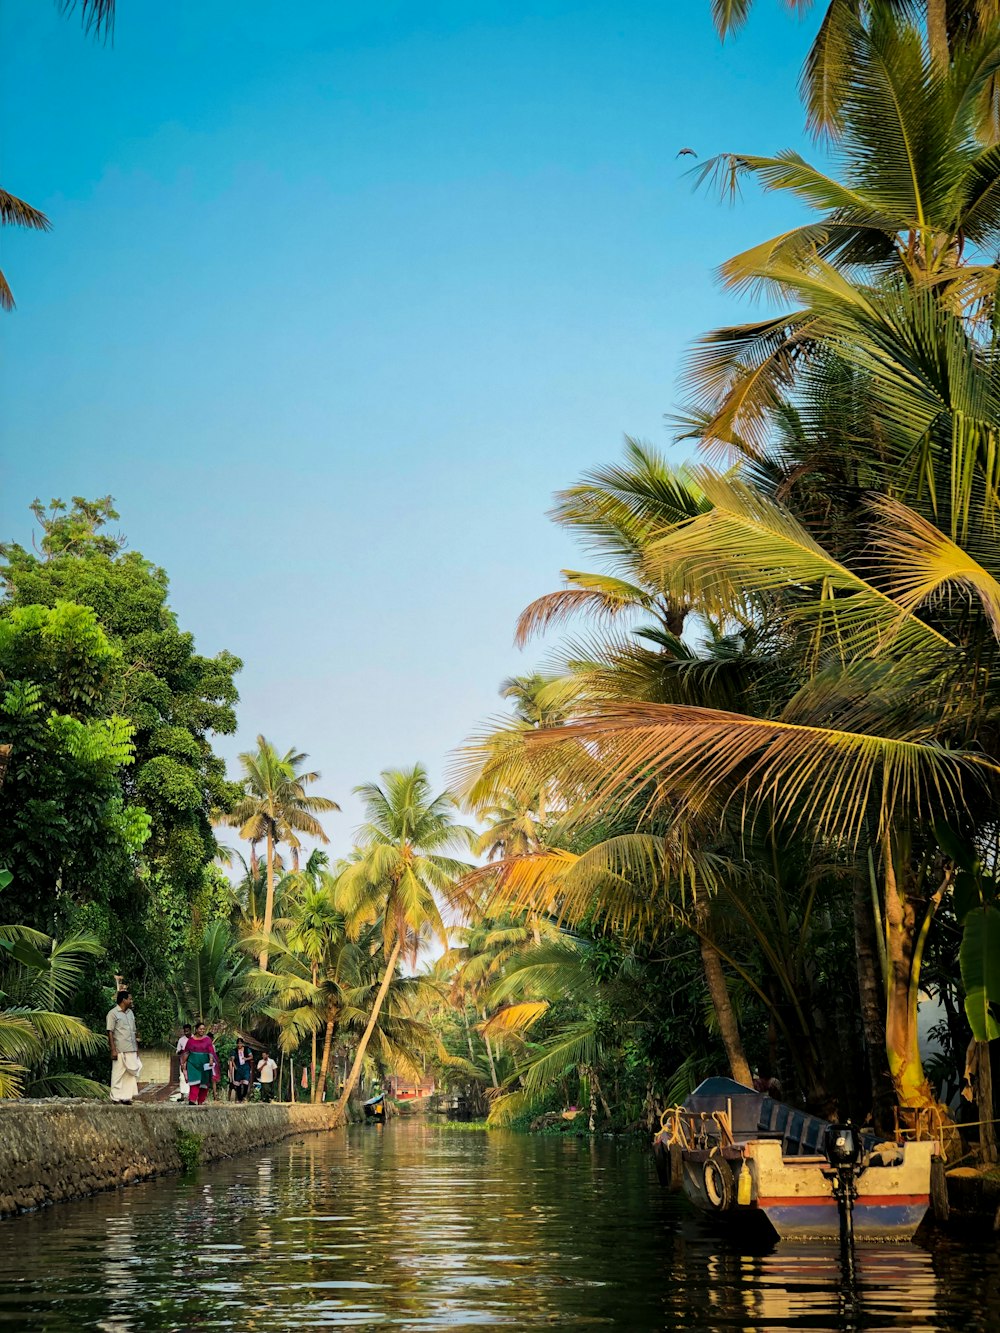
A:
[106, 989, 141, 1103]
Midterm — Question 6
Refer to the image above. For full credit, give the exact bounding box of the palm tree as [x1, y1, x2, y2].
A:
[226, 736, 339, 971]
[441, 915, 562, 1089]
[459, 445, 759, 1090]
[254, 909, 441, 1103]
[247, 883, 351, 1102]
[174, 920, 251, 1030]
[712, 1, 1000, 136]
[688, 11, 1000, 457]
[0, 190, 50, 313]
[331, 766, 474, 1115]
[284, 877, 348, 1101]
[499, 465, 1000, 1110]
[0, 873, 106, 1098]
[481, 935, 648, 1131]
[338, 948, 442, 1092]
[460, 322, 1000, 1110]
[475, 794, 542, 862]
[515, 439, 709, 645]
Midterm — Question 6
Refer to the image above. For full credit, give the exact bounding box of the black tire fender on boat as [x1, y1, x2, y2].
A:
[702, 1156, 735, 1211]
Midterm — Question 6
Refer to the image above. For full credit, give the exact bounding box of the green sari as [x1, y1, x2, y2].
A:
[185, 1036, 215, 1085]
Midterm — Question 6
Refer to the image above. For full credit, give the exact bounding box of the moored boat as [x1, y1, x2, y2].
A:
[363, 1093, 387, 1122]
[653, 1077, 941, 1242]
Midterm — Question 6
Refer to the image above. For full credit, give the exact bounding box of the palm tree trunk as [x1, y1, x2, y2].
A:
[462, 1005, 476, 1063]
[592, 1067, 612, 1122]
[978, 1040, 997, 1161]
[883, 841, 949, 1110]
[586, 1065, 597, 1132]
[482, 1021, 499, 1089]
[926, 0, 949, 70]
[310, 963, 318, 1103]
[318, 1005, 337, 1102]
[696, 904, 752, 1087]
[853, 868, 894, 1131]
[259, 830, 276, 971]
[334, 937, 402, 1117]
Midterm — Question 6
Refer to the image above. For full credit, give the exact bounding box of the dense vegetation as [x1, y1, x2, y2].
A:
[432, 0, 1000, 1137]
[2, 0, 1000, 1150]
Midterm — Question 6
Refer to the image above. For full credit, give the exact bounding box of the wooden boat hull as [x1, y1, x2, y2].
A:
[654, 1078, 938, 1243]
[678, 1140, 933, 1241]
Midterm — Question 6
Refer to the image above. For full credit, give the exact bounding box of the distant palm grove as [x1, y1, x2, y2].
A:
[3, 0, 1000, 1140]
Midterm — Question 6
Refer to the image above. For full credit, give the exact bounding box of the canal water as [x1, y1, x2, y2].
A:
[0, 1122, 997, 1331]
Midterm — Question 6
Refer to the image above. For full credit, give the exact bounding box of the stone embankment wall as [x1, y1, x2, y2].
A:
[0, 1100, 343, 1219]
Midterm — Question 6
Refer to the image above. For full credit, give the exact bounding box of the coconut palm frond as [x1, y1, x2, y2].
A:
[0, 189, 51, 231]
[540, 699, 995, 848]
[27, 1072, 107, 1099]
[481, 1002, 550, 1035]
[869, 494, 1000, 636]
[516, 1021, 599, 1094]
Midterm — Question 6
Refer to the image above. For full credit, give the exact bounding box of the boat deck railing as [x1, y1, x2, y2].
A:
[660, 1099, 947, 1157]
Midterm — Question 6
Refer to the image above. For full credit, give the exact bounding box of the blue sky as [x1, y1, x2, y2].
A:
[1, 0, 820, 851]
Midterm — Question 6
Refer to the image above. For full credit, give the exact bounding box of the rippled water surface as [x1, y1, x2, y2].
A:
[0, 1121, 998, 1331]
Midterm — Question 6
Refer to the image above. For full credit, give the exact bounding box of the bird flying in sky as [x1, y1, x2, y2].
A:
[676, 147, 697, 157]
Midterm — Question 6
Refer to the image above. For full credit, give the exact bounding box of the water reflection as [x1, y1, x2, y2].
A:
[0, 1123, 994, 1330]
[664, 1242, 942, 1331]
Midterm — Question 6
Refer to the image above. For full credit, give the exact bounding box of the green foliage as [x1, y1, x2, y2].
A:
[429, 1120, 494, 1132]
[0, 868, 107, 1098]
[174, 920, 251, 1028]
[0, 602, 148, 925]
[0, 497, 243, 1074]
[960, 904, 1000, 1041]
[1, 496, 242, 919]
[175, 1129, 203, 1172]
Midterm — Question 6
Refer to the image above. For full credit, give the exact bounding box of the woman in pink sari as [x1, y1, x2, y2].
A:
[180, 1023, 218, 1106]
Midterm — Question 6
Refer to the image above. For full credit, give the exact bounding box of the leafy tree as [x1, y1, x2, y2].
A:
[0, 497, 242, 926]
[0, 602, 150, 926]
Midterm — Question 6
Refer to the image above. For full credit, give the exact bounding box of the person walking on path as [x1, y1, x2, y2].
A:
[175, 1024, 192, 1100]
[257, 1049, 277, 1102]
[230, 1038, 255, 1103]
[181, 1023, 217, 1106]
[106, 990, 141, 1104]
[207, 1032, 221, 1101]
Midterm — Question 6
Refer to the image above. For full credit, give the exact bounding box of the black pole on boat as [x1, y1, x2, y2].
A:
[824, 1122, 862, 1300]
